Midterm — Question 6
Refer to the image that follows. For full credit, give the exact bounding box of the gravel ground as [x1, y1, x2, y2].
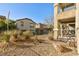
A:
[0, 42, 78, 56]
[0, 35, 78, 56]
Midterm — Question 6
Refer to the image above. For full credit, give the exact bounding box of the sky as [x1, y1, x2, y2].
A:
[0, 3, 54, 23]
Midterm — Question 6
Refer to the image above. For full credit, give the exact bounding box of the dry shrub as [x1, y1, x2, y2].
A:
[0, 42, 8, 53]
[48, 36, 54, 41]
[13, 30, 26, 40]
[9, 30, 35, 46]
[9, 33, 18, 42]
[0, 32, 10, 50]
[3, 31, 10, 35]
[22, 31, 33, 39]
[30, 36, 39, 44]
[9, 32, 21, 45]
[52, 43, 63, 54]
[17, 31, 25, 41]
[60, 45, 72, 53]
[67, 39, 76, 47]
[18, 35, 26, 41]
[17, 30, 23, 35]
[52, 42, 72, 54]
[0, 34, 9, 50]
[0, 33, 10, 42]
[10, 30, 33, 43]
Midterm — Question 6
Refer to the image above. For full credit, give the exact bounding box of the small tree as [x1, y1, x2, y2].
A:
[44, 16, 54, 32]
[0, 21, 7, 31]
[5, 19, 16, 30]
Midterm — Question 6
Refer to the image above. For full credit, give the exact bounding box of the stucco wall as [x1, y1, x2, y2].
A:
[16, 19, 35, 30]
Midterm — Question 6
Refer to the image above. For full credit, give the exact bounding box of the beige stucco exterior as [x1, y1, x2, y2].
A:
[57, 9, 75, 20]
[76, 3, 79, 54]
[54, 3, 79, 54]
[53, 3, 58, 39]
[54, 3, 75, 39]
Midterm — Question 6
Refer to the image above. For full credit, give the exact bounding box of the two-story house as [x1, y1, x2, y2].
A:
[16, 18, 36, 31]
[54, 3, 79, 54]
[54, 3, 76, 39]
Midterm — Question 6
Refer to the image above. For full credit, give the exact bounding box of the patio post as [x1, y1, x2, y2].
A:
[76, 3, 79, 54]
[54, 3, 58, 39]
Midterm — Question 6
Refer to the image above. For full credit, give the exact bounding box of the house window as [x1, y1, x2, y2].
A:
[21, 23, 24, 26]
[30, 26, 34, 28]
[64, 5, 76, 11]
[20, 21, 24, 26]
[58, 4, 75, 14]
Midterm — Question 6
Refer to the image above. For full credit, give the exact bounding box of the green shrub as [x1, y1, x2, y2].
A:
[0, 21, 7, 31]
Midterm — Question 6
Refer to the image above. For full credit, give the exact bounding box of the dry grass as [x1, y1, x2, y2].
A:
[0, 31, 78, 56]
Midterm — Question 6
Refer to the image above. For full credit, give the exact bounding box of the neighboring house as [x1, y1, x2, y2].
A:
[35, 23, 48, 29]
[35, 23, 50, 34]
[16, 18, 36, 31]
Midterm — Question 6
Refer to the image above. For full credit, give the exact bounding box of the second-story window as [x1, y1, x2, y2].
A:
[58, 4, 76, 14]
[64, 5, 76, 11]
[58, 6, 62, 14]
